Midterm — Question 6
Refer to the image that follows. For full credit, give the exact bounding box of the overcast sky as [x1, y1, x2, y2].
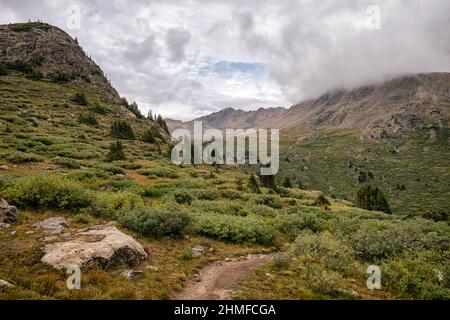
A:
[1, 0, 449, 121]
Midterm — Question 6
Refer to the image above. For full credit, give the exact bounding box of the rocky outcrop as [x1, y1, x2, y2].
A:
[41, 222, 147, 270]
[0, 199, 18, 224]
[0, 22, 121, 103]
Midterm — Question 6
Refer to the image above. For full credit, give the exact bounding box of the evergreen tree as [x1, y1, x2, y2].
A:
[260, 173, 276, 189]
[315, 193, 331, 206]
[107, 141, 126, 161]
[356, 185, 391, 214]
[110, 120, 135, 140]
[282, 176, 292, 188]
[249, 174, 260, 193]
[156, 114, 170, 134]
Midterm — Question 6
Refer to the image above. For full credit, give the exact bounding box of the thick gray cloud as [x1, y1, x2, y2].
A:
[165, 28, 191, 63]
[0, 0, 449, 120]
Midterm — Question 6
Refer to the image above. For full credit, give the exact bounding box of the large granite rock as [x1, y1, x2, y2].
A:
[0, 199, 19, 224]
[41, 222, 147, 270]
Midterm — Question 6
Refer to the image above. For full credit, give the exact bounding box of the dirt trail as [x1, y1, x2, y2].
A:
[177, 254, 272, 300]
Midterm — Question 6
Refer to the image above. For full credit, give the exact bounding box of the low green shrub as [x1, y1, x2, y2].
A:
[118, 162, 142, 170]
[173, 190, 193, 205]
[89, 103, 108, 115]
[4, 151, 43, 164]
[278, 212, 326, 235]
[73, 213, 94, 224]
[192, 189, 220, 201]
[95, 163, 126, 175]
[248, 194, 283, 209]
[250, 204, 278, 217]
[190, 200, 251, 217]
[78, 113, 98, 126]
[302, 265, 352, 298]
[291, 232, 356, 274]
[344, 219, 450, 262]
[219, 189, 242, 200]
[179, 249, 194, 261]
[189, 212, 276, 246]
[120, 205, 191, 237]
[52, 157, 81, 169]
[1, 175, 91, 210]
[137, 167, 179, 179]
[72, 92, 88, 106]
[91, 191, 145, 218]
[382, 250, 450, 299]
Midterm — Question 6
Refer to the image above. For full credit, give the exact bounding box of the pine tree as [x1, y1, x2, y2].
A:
[110, 120, 135, 140]
[282, 176, 292, 188]
[107, 141, 126, 161]
[249, 174, 260, 193]
[356, 185, 391, 214]
[260, 174, 276, 189]
[156, 114, 170, 134]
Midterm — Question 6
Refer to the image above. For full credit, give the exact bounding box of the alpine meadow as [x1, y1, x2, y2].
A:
[0, 0, 449, 307]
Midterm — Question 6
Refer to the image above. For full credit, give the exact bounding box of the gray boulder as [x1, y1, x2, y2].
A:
[41, 223, 148, 270]
[0, 199, 19, 224]
[34, 217, 69, 234]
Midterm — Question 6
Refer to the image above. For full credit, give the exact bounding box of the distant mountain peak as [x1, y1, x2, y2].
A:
[167, 73, 450, 140]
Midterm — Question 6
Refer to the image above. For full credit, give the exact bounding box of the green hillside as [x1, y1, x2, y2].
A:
[0, 22, 449, 300]
[277, 128, 450, 216]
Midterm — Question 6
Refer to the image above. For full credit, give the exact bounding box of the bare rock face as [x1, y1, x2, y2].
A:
[0, 23, 121, 104]
[41, 223, 147, 270]
[0, 199, 19, 224]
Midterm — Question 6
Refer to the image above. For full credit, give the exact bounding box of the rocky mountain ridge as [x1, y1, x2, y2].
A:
[167, 73, 450, 139]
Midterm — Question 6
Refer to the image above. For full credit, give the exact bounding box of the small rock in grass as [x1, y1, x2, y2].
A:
[121, 270, 144, 280]
[34, 217, 69, 235]
[0, 222, 10, 229]
[145, 265, 159, 272]
[0, 199, 19, 224]
[0, 165, 8, 170]
[192, 246, 205, 257]
[0, 279, 13, 287]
